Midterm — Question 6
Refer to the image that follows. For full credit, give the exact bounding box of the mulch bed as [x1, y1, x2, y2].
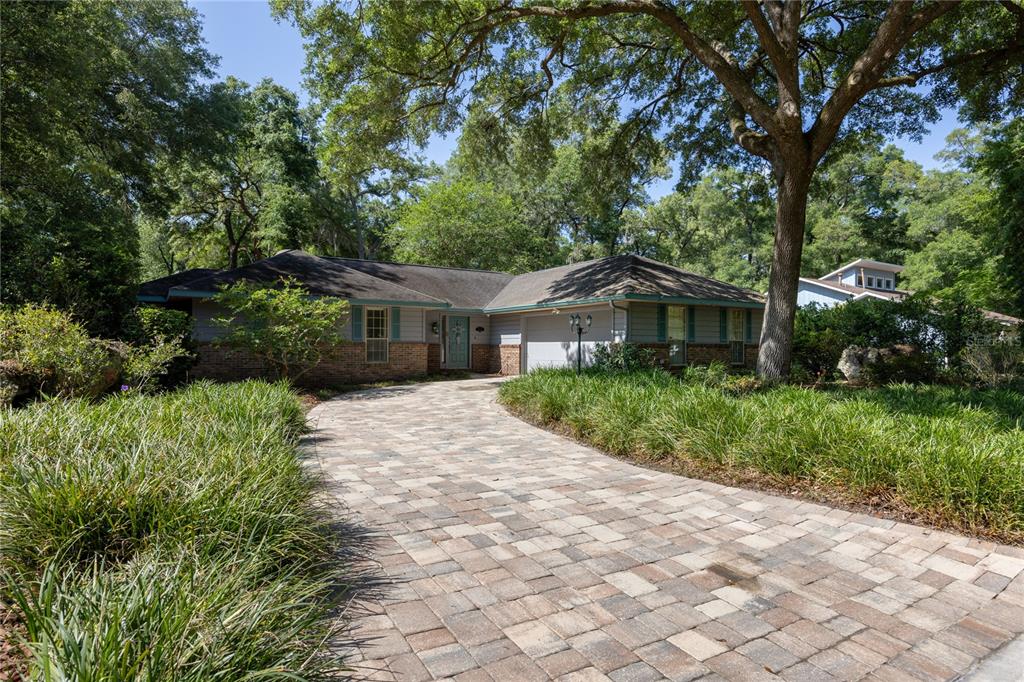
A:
[0, 603, 27, 681]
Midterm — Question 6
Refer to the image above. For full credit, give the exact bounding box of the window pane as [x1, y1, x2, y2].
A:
[667, 306, 685, 339]
[367, 339, 388, 363]
[366, 309, 387, 339]
[365, 309, 388, 362]
[730, 310, 744, 341]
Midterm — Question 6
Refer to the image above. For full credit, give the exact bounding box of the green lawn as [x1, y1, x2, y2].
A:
[499, 369, 1024, 543]
[0, 381, 372, 680]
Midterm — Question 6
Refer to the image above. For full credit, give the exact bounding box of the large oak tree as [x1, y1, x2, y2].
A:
[278, 0, 1024, 379]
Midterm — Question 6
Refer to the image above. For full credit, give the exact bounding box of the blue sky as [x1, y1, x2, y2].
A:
[192, 1, 961, 199]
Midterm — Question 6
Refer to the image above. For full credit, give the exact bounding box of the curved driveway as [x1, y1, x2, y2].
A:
[308, 377, 1024, 681]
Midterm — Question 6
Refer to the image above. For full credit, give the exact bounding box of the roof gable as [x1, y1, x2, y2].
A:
[484, 254, 764, 310]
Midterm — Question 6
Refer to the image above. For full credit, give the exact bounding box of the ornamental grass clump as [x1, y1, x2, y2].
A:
[0, 380, 375, 680]
[499, 369, 1024, 540]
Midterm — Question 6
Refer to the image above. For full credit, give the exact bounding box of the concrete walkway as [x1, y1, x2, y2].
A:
[307, 377, 1024, 681]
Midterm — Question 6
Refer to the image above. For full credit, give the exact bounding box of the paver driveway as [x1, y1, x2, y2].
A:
[308, 377, 1024, 681]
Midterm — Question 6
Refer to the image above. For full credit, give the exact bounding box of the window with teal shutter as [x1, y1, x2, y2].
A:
[391, 307, 401, 340]
[656, 304, 667, 342]
[687, 307, 696, 342]
[719, 308, 727, 342]
[351, 305, 363, 341]
[745, 309, 753, 342]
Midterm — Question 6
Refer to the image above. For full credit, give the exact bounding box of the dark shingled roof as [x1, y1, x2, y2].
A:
[138, 268, 218, 298]
[140, 250, 765, 310]
[324, 257, 513, 309]
[168, 250, 445, 304]
[485, 254, 764, 310]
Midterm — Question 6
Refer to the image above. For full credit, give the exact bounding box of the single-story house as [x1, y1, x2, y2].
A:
[138, 250, 765, 385]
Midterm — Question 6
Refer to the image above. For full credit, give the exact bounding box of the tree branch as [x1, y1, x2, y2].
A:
[808, 0, 959, 162]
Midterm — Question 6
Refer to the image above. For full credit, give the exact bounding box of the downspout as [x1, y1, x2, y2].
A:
[610, 300, 629, 344]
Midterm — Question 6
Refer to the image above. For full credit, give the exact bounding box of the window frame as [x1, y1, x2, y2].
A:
[364, 307, 389, 364]
[667, 305, 687, 366]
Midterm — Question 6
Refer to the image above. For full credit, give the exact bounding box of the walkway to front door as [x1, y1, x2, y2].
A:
[308, 378, 1024, 681]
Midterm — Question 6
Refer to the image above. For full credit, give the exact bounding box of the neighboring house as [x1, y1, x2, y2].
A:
[138, 250, 765, 385]
[796, 257, 1021, 330]
[796, 258, 906, 308]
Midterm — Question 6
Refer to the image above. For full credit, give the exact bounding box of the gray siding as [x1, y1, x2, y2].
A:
[490, 314, 522, 345]
[628, 302, 762, 344]
[398, 307, 425, 342]
[628, 303, 659, 342]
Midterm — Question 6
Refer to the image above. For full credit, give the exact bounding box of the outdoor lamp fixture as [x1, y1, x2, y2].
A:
[569, 313, 593, 374]
[431, 321, 440, 335]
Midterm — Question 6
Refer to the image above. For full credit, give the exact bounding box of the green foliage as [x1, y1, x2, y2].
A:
[1, 0, 213, 335]
[978, 119, 1024, 318]
[213, 278, 349, 380]
[391, 178, 555, 273]
[0, 305, 115, 399]
[791, 297, 1001, 380]
[499, 370, 1024, 538]
[591, 343, 659, 373]
[158, 78, 321, 269]
[959, 341, 1024, 388]
[0, 381, 370, 678]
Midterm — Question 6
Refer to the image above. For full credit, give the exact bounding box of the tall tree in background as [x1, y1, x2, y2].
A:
[1, 0, 213, 334]
[276, 0, 1024, 379]
[160, 78, 319, 269]
[978, 119, 1024, 319]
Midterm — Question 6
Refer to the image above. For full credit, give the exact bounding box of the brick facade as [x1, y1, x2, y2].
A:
[427, 343, 441, 374]
[191, 341, 429, 387]
[471, 344, 491, 373]
[488, 344, 521, 375]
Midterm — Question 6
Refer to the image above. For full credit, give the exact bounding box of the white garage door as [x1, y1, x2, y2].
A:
[524, 310, 614, 372]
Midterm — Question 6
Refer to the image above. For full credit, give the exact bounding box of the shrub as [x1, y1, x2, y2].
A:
[123, 306, 195, 387]
[0, 381, 370, 678]
[213, 278, 349, 381]
[862, 348, 937, 385]
[123, 305, 195, 385]
[499, 369, 1024, 538]
[0, 304, 116, 399]
[592, 342, 658, 372]
[959, 341, 1024, 387]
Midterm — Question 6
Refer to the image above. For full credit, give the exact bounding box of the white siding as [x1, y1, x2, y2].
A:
[797, 281, 851, 308]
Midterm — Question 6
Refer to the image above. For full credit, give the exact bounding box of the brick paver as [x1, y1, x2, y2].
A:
[308, 378, 1024, 680]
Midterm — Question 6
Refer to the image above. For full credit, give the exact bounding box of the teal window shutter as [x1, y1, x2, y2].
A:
[656, 304, 667, 342]
[719, 308, 727, 343]
[391, 307, 401, 340]
[687, 307, 696, 342]
[351, 305, 363, 341]
[745, 309, 753, 342]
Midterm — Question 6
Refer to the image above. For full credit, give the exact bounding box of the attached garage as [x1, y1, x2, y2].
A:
[523, 307, 620, 372]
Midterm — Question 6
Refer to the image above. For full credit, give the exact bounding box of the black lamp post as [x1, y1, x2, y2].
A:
[569, 313, 592, 374]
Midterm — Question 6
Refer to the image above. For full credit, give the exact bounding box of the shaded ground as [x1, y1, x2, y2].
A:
[307, 377, 1024, 681]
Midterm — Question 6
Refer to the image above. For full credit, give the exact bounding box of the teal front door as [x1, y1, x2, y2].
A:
[446, 316, 469, 368]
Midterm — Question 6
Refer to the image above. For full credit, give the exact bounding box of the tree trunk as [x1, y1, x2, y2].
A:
[227, 242, 239, 269]
[756, 163, 812, 381]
